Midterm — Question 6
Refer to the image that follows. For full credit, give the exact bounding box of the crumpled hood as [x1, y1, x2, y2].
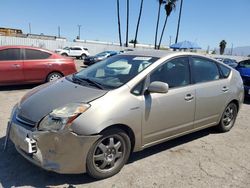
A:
[17, 78, 107, 123]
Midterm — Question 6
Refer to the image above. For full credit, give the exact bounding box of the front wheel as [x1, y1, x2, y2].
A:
[81, 54, 87, 60]
[216, 103, 238, 132]
[86, 129, 131, 179]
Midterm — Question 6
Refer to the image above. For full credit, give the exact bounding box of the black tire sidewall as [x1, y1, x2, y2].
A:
[86, 129, 131, 179]
[218, 103, 238, 132]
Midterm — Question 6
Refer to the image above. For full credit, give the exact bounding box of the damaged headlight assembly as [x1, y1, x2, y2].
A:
[38, 103, 90, 131]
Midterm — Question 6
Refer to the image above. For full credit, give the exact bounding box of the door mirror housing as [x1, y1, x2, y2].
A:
[147, 81, 169, 93]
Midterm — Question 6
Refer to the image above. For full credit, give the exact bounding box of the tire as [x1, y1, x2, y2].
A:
[216, 103, 238, 132]
[61, 53, 68, 56]
[86, 128, 131, 179]
[80, 54, 87, 60]
[46, 72, 63, 82]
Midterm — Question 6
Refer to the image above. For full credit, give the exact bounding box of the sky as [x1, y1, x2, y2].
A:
[0, 0, 250, 50]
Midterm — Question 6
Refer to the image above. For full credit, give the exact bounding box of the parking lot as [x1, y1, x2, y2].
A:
[0, 60, 250, 188]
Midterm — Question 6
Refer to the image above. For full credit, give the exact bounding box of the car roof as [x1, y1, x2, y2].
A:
[121, 50, 181, 58]
[0, 45, 54, 54]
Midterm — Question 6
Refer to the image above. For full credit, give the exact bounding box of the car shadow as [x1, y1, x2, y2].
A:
[0, 127, 214, 187]
[244, 97, 250, 105]
[0, 84, 39, 91]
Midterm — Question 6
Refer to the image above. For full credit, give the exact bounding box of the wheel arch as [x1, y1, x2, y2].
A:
[229, 99, 239, 112]
[99, 124, 136, 153]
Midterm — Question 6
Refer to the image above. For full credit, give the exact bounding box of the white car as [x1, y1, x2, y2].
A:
[55, 46, 90, 59]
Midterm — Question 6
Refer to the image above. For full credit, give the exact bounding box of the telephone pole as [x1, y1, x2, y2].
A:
[77, 24, 82, 39]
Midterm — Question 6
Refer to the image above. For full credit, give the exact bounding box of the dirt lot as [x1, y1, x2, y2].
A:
[1, 60, 250, 188]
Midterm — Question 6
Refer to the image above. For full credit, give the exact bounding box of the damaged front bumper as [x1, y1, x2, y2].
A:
[8, 115, 100, 174]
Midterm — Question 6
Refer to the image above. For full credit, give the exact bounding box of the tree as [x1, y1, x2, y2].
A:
[134, 0, 144, 48]
[175, 0, 183, 44]
[219, 40, 227, 55]
[248, 54, 250, 57]
[158, 0, 177, 49]
[154, 0, 166, 49]
[125, 0, 130, 47]
[116, 0, 122, 46]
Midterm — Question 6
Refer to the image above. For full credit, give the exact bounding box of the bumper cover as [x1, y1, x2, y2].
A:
[9, 121, 100, 174]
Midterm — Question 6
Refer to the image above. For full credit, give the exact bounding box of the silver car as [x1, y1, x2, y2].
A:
[7, 51, 244, 179]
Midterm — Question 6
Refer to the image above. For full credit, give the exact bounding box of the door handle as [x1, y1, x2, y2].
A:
[184, 94, 194, 101]
[222, 86, 229, 92]
[12, 64, 21, 68]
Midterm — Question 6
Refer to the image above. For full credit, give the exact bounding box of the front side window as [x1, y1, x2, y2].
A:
[74, 55, 158, 89]
[0, 48, 21, 61]
[150, 57, 190, 88]
[24, 49, 51, 60]
[191, 57, 220, 83]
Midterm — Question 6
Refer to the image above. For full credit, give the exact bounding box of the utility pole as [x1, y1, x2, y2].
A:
[58, 26, 61, 38]
[29, 23, 32, 34]
[77, 24, 82, 39]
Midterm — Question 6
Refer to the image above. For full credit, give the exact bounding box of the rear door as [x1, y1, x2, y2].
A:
[0, 48, 24, 84]
[23, 49, 52, 82]
[190, 56, 231, 129]
[143, 57, 195, 145]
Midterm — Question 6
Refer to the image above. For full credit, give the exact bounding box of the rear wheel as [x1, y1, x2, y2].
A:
[86, 129, 131, 179]
[46, 72, 63, 82]
[216, 103, 238, 132]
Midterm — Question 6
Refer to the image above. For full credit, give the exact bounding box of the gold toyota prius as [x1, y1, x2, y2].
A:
[6, 51, 244, 179]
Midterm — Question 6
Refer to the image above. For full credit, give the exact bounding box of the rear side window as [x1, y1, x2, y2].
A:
[191, 57, 220, 83]
[218, 64, 231, 78]
[0, 48, 21, 61]
[24, 49, 51, 60]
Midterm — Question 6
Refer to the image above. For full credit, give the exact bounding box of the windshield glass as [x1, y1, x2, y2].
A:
[74, 55, 158, 89]
[63, 47, 69, 50]
[96, 51, 110, 57]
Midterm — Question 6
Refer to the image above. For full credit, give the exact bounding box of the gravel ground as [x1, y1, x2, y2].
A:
[0, 60, 250, 188]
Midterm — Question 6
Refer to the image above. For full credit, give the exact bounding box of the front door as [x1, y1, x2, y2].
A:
[142, 57, 195, 146]
[0, 48, 24, 84]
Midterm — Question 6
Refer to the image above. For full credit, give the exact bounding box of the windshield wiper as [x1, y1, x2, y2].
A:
[72, 74, 104, 90]
[80, 77, 105, 90]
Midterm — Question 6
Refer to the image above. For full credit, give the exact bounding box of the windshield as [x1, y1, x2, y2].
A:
[96, 51, 111, 57]
[63, 47, 69, 50]
[74, 55, 158, 89]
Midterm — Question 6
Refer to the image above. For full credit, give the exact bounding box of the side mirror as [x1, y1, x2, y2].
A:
[147, 81, 169, 93]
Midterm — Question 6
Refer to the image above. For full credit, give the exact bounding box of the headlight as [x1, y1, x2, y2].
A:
[38, 103, 90, 131]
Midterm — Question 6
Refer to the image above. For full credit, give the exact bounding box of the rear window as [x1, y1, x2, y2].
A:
[24, 49, 51, 60]
[0, 48, 21, 61]
[218, 64, 231, 78]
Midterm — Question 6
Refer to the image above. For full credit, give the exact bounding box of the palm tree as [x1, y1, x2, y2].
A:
[158, 0, 177, 49]
[125, 0, 130, 47]
[134, 0, 144, 48]
[219, 40, 227, 55]
[154, 0, 166, 49]
[175, 0, 183, 44]
[116, 0, 122, 46]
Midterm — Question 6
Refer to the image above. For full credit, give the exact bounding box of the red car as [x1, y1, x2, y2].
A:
[0, 45, 77, 86]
